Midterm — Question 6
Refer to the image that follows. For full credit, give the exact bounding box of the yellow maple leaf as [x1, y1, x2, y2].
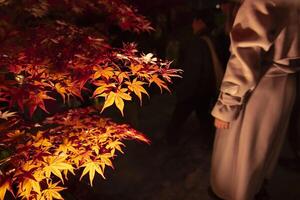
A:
[33, 138, 52, 148]
[43, 156, 74, 182]
[114, 95, 125, 116]
[17, 178, 41, 199]
[97, 133, 109, 143]
[101, 89, 132, 116]
[0, 179, 12, 200]
[56, 139, 76, 154]
[100, 91, 115, 112]
[55, 83, 67, 103]
[80, 161, 105, 186]
[32, 131, 44, 141]
[98, 153, 113, 170]
[15, 160, 39, 175]
[106, 140, 125, 156]
[91, 145, 100, 155]
[125, 78, 149, 105]
[40, 182, 65, 200]
[33, 168, 46, 182]
[71, 151, 91, 168]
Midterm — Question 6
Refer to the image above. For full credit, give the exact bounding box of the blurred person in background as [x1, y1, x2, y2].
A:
[214, 0, 240, 68]
[165, 9, 223, 146]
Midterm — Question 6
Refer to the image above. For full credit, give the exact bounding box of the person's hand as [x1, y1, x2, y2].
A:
[214, 118, 230, 129]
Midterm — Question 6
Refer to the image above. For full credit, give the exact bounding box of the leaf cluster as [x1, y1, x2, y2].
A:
[0, 1, 182, 199]
[0, 19, 181, 116]
[0, 107, 150, 200]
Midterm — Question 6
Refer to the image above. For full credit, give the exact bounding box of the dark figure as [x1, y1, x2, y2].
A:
[166, 10, 222, 146]
[214, 0, 240, 68]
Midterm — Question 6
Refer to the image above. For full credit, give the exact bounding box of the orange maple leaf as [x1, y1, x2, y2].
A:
[149, 74, 170, 93]
[92, 81, 116, 98]
[93, 66, 115, 80]
[130, 64, 143, 74]
[5, 130, 25, 141]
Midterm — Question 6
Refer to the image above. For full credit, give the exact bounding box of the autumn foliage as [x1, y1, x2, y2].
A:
[0, 0, 181, 199]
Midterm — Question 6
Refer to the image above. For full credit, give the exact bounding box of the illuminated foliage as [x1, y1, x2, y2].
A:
[0, 108, 150, 199]
[0, 0, 181, 199]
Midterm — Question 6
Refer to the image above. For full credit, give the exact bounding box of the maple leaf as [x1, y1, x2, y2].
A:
[93, 66, 115, 80]
[43, 156, 74, 182]
[115, 71, 129, 83]
[40, 182, 65, 200]
[105, 140, 125, 156]
[54, 83, 67, 103]
[17, 177, 41, 199]
[0, 178, 13, 200]
[125, 78, 149, 105]
[4, 130, 25, 142]
[130, 64, 143, 74]
[141, 53, 157, 64]
[15, 164, 43, 199]
[28, 91, 56, 117]
[160, 67, 183, 83]
[33, 138, 52, 148]
[98, 153, 114, 170]
[60, 80, 84, 101]
[31, 129, 42, 138]
[80, 161, 105, 186]
[100, 89, 132, 116]
[56, 139, 76, 154]
[123, 130, 151, 144]
[71, 151, 91, 168]
[0, 110, 17, 120]
[149, 74, 170, 93]
[92, 81, 116, 98]
[91, 145, 100, 156]
[96, 133, 109, 143]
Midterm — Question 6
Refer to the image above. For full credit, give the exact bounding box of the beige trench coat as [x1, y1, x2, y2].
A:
[211, 0, 300, 199]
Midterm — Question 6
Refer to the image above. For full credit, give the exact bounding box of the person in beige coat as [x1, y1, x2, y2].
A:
[210, 0, 300, 199]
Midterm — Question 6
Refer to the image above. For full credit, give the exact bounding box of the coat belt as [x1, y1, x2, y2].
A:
[264, 59, 300, 77]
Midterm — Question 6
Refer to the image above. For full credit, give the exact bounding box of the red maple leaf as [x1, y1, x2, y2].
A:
[28, 91, 55, 117]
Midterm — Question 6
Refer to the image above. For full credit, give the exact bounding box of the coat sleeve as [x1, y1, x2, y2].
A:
[211, 0, 288, 122]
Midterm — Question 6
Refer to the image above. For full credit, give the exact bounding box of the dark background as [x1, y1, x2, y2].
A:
[60, 1, 300, 200]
